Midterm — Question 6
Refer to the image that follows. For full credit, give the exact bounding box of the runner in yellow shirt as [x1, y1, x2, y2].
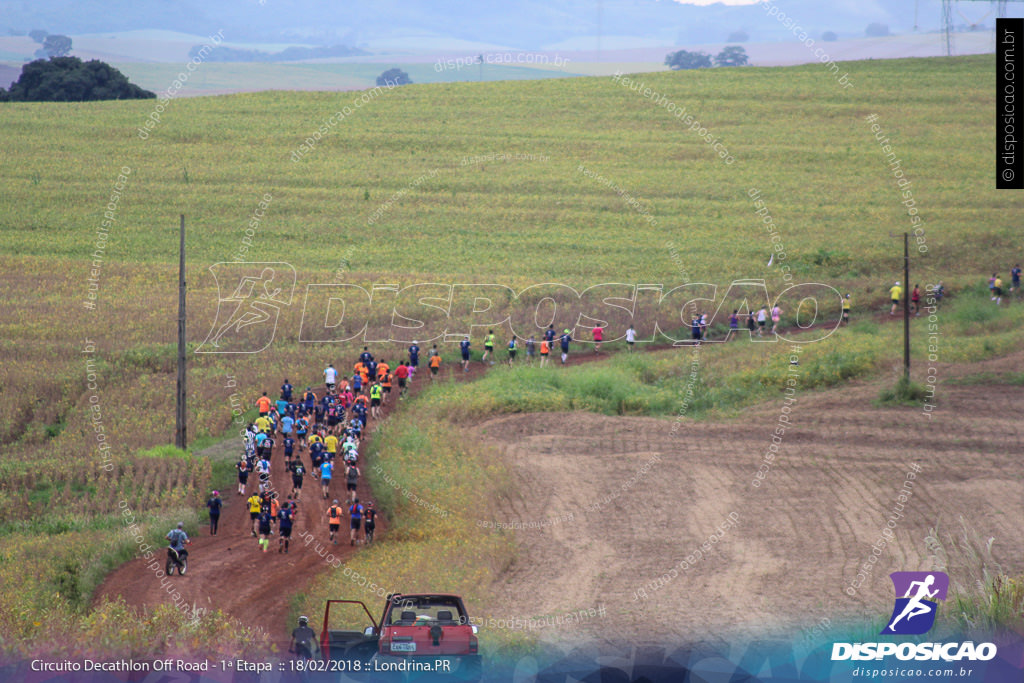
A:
[247, 493, 263, 537]
[889, 281, 902, 315]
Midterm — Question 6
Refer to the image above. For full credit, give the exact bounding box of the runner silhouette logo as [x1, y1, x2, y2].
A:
[197, 263, 296, 354]
[881, 572, 949, 635]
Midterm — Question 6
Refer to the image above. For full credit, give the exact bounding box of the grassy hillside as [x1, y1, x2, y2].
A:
[0, 55, 1012, 277]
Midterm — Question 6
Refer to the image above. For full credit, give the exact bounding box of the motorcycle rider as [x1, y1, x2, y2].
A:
[289, 615, 318, 660]
[166, 522, 190, 566]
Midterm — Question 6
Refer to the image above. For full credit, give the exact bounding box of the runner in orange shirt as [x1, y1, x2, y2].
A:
[256, 392, 272, 416]
[379, 368, 392, 404]
[428, 350, 442, 380]
[539, 339, 550, 367]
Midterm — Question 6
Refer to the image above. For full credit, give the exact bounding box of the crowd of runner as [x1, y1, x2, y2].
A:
[226, 347, 404, 552]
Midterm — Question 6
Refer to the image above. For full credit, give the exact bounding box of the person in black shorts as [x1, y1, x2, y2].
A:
[327, 499, 343, 544]
[256, 508, 273, 553]
[364, 501, 377, 543]
[206, 490, 222, 535]
[236, 457, 250, 496]
[277, 502, 294, 553]
[290, 459, 306, 499]
[345, 462, 360, 503]
[349, 498, 363, 545]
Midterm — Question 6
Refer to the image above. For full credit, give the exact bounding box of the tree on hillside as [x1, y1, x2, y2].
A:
[0, 57, 155, 102]
[377, 68, 411, 86]
[39, 34, 72, 58]
[665, 49, 711, 70]
[865, 23, 890, 37]
[727, 30, 749, 43]
[714, 46, 749, 67]
[28, 29, 48, 43]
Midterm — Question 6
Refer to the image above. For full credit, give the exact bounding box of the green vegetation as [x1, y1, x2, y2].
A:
[1, 53, 1021, 654]
[946, 371, 1024, 386]
[297, 402, 519, 649]
[0, 57, 155, 102]
[927, 518, 1024, 636]
[875, 376, 930, 407]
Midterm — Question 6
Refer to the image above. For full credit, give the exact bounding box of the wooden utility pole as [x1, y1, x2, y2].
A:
[175, 214, 187, 450]
[903, 232, 911, 380]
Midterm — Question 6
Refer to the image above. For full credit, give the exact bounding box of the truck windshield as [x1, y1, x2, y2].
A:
[386, 597, 466, 625]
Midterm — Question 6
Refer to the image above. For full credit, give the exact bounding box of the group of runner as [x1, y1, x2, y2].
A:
[458, 324, 592, 368]
[229, 348, 403, 552]
[988, 265, 1021, 305]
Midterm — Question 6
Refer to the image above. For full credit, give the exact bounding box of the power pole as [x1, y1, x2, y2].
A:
[903, 232, 911, 381]
[176, 214, 188, 450]
[942, 0, 954, 56]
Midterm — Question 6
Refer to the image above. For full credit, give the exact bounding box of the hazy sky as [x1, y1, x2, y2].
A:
[673, 0, 760, 5]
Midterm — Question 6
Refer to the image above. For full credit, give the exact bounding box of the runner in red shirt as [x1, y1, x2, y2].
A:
[394, 362, 410, 399]
[592, 325, 603, 353]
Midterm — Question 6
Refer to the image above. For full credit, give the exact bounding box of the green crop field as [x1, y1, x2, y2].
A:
[0, 53, 1020, 658]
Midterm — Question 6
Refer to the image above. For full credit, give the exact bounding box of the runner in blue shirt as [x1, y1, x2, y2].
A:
[310, 440, 325, 474]
[320, 460, 333, 499]
[295, 416, 309, 451]
[352, 401, 368, 427]
[408, 342, 420, 370]
[283, 435, 296, 466]
[256, 510, 273, 552]
[205, 491, 222, 536]
[277, 503, 294, 553]
[459, 336, 471, 372]
[280, 379, 293, 402]
[559, 329, 572, 364]
[349, 498, 364, 546]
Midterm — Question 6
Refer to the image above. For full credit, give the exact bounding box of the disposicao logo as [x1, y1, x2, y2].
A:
[832, 571, 997, 662]
[881, 571, 948, 635]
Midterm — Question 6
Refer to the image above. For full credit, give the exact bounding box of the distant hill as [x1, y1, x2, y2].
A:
[1, 0, 959, 49]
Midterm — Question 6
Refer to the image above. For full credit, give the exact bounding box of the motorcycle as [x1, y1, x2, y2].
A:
[166, 543, 190, 575]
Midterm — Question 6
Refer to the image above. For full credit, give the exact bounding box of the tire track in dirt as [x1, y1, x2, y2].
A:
[474, 374, 1024, 647]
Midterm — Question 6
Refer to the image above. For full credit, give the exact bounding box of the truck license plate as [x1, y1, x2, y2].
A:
[391, 643, 416, 652]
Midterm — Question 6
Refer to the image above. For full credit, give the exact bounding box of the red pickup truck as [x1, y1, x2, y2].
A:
[320, 593, 481, 679]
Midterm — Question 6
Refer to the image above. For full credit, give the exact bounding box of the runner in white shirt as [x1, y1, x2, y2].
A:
[324, 364, 337, 390]
[625, 325, 636, 352]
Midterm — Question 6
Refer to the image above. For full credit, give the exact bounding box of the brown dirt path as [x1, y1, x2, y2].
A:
[93, 378, 415, 651]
